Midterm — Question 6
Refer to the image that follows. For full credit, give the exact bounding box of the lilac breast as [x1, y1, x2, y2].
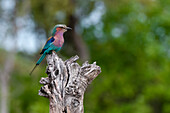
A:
[53, 35, 64, 47]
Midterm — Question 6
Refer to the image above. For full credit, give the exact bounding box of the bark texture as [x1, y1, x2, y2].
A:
[39, 52, 101, 113]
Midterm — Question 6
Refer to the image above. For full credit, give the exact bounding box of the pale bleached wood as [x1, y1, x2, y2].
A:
[39, 52, 101, 113]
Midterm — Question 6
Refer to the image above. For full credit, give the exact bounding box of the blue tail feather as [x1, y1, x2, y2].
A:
[36, 53, 46, 65]
[30, 53, 46, 75]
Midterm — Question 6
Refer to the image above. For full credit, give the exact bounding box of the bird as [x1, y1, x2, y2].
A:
[30, 24, 72, 75]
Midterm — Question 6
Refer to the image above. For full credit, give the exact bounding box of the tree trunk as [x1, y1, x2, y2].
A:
[65, 15, 90, 61]
[0, 0, 17, 112]
[39, 52, 101, 113]
[0, 53, 15, 113]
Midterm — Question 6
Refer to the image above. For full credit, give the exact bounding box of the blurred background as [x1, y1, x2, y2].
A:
[1, 0, 170, 113]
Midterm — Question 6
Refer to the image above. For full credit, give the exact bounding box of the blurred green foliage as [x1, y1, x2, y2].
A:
[84, 0, 170, 113]
[1, 0, 170, 113]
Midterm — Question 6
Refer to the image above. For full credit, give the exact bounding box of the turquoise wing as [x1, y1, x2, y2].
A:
[40, 36, 55, 54]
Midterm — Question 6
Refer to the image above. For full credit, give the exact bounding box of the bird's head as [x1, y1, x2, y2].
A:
[52, 24, 72, 36]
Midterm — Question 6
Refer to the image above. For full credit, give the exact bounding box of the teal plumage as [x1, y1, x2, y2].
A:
[30, 24, 71, 75]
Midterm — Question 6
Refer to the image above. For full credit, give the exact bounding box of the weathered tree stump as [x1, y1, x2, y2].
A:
[39, 52, 101, 113]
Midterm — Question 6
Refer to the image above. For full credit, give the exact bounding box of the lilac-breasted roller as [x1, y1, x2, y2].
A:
[30, 24, 72, 75]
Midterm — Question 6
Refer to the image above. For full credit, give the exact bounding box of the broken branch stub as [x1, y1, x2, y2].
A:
[39, 52, 101, 113]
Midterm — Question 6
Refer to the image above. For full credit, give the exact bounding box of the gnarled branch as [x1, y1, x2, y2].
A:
[39, 52, 101, 113]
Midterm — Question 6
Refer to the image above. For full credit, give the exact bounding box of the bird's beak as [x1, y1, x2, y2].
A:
[65, 26, 72, 30]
